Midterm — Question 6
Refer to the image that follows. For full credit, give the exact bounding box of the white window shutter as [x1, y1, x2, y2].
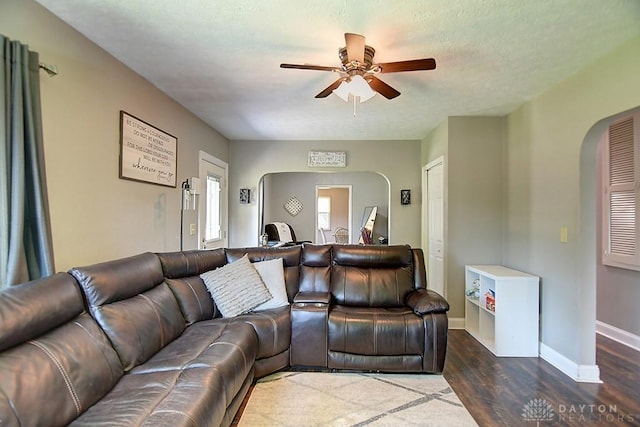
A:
[603, 115, 640, 270]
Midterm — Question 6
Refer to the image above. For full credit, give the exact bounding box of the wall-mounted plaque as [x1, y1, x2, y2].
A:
[120, 111, 177, 187]
[308, 151, 347, 168]
[240, 188, 251, 204]
[401, 189, 411, 205]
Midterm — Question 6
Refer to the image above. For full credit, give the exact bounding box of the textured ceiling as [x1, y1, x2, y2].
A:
[36, 0, 640, 141]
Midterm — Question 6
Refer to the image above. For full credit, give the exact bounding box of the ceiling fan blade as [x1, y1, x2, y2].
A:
[365, 75, 400, 99]
[280, 63, 337, 72]
[315, 78, 345, 98]
[344, 33, 365, 64]
[377, 58, 436, 73]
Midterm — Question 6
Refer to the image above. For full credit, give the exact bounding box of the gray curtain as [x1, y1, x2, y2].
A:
[0, 34, 54, 288]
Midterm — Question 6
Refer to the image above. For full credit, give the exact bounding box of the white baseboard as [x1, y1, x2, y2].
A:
[448, 317, 465, 329]
[596, 321, 640, 352]
[539, 342, 602, 383]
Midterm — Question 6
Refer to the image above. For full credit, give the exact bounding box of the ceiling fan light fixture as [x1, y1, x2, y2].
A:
[332, 75, 376, 103]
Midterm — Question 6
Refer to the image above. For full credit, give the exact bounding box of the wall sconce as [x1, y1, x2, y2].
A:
[180, 178, 199, 251]
[182, 178, 199, 211]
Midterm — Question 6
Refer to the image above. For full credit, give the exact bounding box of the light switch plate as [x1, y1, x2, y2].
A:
[560, 227, 568, 243]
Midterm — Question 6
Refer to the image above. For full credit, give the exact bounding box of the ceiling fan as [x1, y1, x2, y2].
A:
[280, 33, 436, 100]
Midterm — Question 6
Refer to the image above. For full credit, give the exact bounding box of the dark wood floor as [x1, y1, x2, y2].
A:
[235, 330, 640, 426]
[444, 329, 640, 426]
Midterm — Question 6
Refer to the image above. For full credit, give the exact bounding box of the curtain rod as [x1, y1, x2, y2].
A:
[39, 62, 58, 77]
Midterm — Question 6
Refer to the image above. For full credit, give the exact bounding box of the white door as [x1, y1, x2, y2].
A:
[199, 152, 228, 249]
[425, 158, 445, 296]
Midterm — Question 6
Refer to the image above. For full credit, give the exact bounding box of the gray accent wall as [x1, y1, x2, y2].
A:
[263, 172, 388, 244]
[229, 140, 422, 248]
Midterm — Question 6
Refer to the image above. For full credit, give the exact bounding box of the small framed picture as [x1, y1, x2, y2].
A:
[401, 189, 411, 205]
[240, 188, 251, 204]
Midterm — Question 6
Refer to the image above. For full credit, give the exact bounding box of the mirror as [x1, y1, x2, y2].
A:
[359, 206, 377, 244]
[259, 172, 388, 244]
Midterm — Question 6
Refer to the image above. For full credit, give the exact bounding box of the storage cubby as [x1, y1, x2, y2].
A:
[464, 265, 540, 357]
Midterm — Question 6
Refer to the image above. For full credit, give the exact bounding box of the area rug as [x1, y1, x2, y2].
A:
[237, 371, 478, 426]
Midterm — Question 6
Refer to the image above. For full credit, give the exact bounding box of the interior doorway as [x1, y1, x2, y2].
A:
[259, 172, 388, 244]
[584, 106, 640, 364]
[315, 185, 352, 244]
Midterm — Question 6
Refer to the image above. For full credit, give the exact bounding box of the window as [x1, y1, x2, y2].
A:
[318, 196, 331, 230]
[199, 151, 227, 250]
[205, 174, 221, 241]
[602, 113, 640, 270]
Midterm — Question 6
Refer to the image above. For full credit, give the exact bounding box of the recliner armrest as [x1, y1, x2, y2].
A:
[406, 288, 449, 315]
[293, 292, 331, 305]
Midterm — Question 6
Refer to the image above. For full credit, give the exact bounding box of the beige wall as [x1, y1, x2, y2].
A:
[229, 140, 421, 248]
[1, 0, 229, 271]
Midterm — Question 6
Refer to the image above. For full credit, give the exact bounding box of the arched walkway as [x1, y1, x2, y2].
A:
[578, 106, 640, 380]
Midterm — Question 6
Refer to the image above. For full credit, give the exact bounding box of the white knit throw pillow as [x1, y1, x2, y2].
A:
[200, 254, 272, 318]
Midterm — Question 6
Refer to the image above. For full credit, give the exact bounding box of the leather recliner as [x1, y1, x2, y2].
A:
[289, 244, 449, 373]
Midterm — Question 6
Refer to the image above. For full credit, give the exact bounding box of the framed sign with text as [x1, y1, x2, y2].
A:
[308, 151, 347, 168]
[119, 111, 177, 187]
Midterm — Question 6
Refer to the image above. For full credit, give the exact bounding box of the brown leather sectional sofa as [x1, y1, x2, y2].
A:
[0, 244, 449, 426]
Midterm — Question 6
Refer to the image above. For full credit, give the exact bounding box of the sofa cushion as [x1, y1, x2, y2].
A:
[299, 244, 332, 293]
[332, 244, 413, 268]
[331, 245, 414, 307]
[70, 252, 165, 306]
[226, 245, 302, 301]
[252, 258, 289, 311]
[1, 314, 125, 426]
[0, 274, 123, 427]
[73, 320, 258, 427]
[224, 305, 291, 360]
[129, 321, 258, 378]
[328, 305, 425, 356]
[92, 284, 186, 370]
[0, 273, 82, 352]
[201, 254, 272, 318]
[70, 253, 186, 371]
[71, 368, 226, 427]
[157, 248, 227, 279]
[166, 276, 217, 324]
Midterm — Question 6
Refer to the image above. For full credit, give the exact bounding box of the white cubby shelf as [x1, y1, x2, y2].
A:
[464, 265, 540, 357]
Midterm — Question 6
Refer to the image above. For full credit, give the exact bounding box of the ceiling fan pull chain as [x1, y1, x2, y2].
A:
[353, 96, 358, 117]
